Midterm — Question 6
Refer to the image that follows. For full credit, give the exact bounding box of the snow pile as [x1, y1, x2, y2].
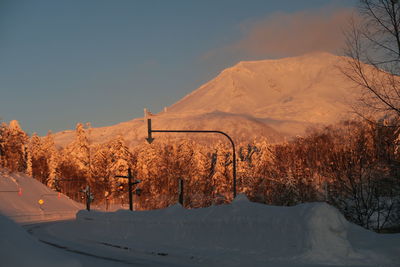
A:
[0, 171, 83, 223]
[301, 203, 363, 264]
[0, 213, 81, 267]
[71, 195, 394, 266]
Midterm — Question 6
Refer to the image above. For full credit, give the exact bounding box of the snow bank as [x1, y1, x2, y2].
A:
[0, 171, 83, 223]
[0, 213, 81, 267]
[75, 194, 381, 265]
[301, 203, 364, 264]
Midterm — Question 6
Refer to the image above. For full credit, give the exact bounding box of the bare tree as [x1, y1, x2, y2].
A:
[343, 0, 400, 118]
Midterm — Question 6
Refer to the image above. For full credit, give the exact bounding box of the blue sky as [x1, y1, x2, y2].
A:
[0, 0, 355, 135]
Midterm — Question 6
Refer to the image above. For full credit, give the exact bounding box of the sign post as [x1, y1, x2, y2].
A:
[146, 118, 237, 199]
[81, 185, 94, 211]
[37, 193, 58, 210]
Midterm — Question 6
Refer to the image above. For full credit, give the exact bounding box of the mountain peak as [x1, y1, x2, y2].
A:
[229, 51, 340, 68]
[53, 52, 359, 147]
[168, 52, 350, 118]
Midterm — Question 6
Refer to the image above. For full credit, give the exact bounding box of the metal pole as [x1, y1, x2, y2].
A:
[178, 178, 184, 206]
[86, 185, 91, 211]
[147, 118, 237, 198]
[128, 167, 133, 211]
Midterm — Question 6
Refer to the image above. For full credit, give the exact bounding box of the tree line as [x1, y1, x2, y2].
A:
[1, 118, 399, 231]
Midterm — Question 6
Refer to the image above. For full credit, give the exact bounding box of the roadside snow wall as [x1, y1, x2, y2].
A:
[77, 194, 362, 264]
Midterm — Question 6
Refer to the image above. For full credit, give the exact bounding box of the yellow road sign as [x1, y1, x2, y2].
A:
[38, 199, 44, 205]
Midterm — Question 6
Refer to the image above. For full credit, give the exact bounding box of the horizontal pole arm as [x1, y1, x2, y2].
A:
[151, 130, 234, 145]
[151, 128, 237, 198]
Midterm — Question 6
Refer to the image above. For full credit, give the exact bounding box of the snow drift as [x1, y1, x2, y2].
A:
[70, 195, 397, 266]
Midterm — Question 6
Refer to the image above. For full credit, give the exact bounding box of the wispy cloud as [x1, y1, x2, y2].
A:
[203, 7, 355, 61]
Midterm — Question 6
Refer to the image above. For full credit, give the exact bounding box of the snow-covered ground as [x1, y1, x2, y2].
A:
[1, 171, 399, 266]
[0, 214, 82, 267]
[25, 196, 400, 267]
[0, 171, 82, 223]
[0, 171, 82, 266]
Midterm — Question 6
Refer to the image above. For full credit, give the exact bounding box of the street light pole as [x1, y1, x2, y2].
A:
[146, 118, 237, 199]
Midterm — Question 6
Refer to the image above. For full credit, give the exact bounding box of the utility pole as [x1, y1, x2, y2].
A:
[115, 167, 141, 211]
[146, 118, 237, 199]
[178, 178, 184, 206]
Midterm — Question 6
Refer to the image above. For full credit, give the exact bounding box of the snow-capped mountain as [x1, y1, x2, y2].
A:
[170, 52, 354, 120]
[53, 52, 359, 147]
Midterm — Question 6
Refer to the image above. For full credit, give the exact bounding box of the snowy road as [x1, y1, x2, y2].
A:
[23, 220, 347, 267]
[24, 220, 190, 267]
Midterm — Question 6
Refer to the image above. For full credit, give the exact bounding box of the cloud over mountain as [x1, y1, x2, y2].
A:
[203, 7, 355, 62]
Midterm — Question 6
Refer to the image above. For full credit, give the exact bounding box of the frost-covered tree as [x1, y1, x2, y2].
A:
[26, 151, 32, 176]
[239, 138, 272, 202]
[56, 123, 91, 200]
[74, 123, 90, 168]
[63, 123, 91, 182]
[237, 140, 261, 196]
[152, 141, 194, 206]
[262, 136, 318, 206]
[107, 135, 133, 195]
[187, 144, 212, 207]
[0, 120, 28, 172]
[25, 130, 61, 189]
[135, 142, 164, 210]
[211, 142, 232, 204]
[27, 133, 49, 183]
[42, 131, 58, 189]
[108, 135, 132, 176]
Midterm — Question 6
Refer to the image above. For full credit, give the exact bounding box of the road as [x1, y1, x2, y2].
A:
[24, 220, 191, 267]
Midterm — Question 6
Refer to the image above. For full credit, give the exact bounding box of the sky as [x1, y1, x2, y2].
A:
[0, 0, 356, 135]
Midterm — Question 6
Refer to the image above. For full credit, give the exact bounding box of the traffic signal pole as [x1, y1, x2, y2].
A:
[146, 118, 237, 199]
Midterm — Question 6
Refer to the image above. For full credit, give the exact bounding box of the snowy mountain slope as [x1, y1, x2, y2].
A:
[0, 171, 83, 223]
[169, 52, 355, 122]
[53, 52, 361, 147]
